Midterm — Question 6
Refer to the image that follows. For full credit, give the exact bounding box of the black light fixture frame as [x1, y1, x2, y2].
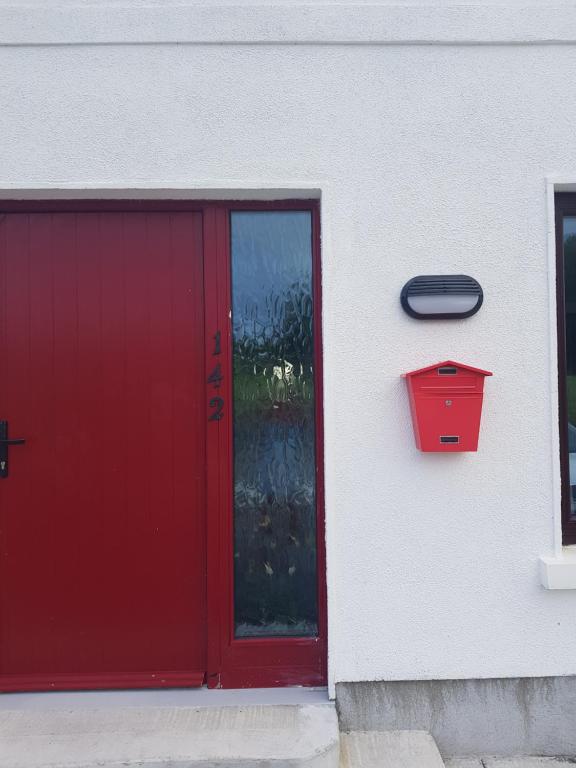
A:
[400, 274, 483, 320]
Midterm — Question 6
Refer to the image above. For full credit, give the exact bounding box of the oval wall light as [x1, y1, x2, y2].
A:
[400, 275, 483, 319]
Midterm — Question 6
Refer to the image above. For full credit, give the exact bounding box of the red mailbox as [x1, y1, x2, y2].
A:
[403, 360, 493, 452]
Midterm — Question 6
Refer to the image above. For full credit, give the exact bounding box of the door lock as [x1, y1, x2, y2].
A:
[0, 421, 26, 478]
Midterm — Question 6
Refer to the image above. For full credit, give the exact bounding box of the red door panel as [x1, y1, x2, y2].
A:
[0, 211, 206, 691]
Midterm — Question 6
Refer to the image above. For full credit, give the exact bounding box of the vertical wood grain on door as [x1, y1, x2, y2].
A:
[0, 211, 206, 690]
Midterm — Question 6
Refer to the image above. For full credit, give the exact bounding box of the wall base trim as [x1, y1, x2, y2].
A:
[336, 676, 576, 757]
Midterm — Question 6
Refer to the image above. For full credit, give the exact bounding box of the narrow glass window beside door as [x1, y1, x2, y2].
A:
[563, 218, 576, 523]
[230, 211, 318, 638]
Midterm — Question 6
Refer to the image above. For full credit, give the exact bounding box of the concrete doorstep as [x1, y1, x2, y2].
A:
[2, 698, 575, 768]
[340, 730, 446, 768]
[0, 702, 339, 768]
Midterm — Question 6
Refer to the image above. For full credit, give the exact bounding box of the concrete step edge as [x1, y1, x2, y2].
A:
[339, 730, 446, 768]
[0, 702, 340, 768]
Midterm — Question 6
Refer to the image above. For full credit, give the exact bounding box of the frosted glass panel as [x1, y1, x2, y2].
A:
[564, 218, 576, 519]
[231, 211, 318, 638]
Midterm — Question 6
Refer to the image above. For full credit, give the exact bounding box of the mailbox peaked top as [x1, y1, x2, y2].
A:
[403, 360, 493, 378]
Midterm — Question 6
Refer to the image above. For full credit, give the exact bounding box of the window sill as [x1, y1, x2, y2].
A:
[539, 548, 576, 589]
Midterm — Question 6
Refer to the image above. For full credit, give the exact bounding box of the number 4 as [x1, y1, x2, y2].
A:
[207, 363, 223, 388]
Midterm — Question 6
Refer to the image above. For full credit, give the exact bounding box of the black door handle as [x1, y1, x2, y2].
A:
[0, 421, 26, 478]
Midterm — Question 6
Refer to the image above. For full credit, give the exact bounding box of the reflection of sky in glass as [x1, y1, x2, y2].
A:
[231, 212, 312, 346]
[231, 212, 311, 297]
[230, 211, 318, 638]
[565, 217, 576, 237]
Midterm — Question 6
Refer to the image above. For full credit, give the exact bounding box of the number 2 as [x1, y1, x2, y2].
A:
[208, 396, 224, 421]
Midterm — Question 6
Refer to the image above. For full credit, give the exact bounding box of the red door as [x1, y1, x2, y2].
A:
[0, 211, 206, 691]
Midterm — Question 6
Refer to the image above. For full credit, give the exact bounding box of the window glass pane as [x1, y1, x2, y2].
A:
[230, 211, 318, 638]
[564, 217, 576, 519]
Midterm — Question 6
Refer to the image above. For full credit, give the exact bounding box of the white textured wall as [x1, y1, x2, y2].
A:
[2, 2, 576, 693]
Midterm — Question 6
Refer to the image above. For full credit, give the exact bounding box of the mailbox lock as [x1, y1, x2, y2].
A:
[445, 400, 452, 407]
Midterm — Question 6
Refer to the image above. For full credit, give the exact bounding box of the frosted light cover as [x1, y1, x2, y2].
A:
[406, 294, 480, 315]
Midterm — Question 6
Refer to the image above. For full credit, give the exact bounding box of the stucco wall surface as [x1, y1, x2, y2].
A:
[2, 3, 576, 693]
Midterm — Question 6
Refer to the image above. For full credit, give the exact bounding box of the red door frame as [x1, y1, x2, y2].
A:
[0, 199, 326, 690]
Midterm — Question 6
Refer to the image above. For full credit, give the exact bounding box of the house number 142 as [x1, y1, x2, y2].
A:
[208, 331, 224, 421]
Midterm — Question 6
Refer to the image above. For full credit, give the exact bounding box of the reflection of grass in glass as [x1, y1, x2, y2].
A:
[232, 363, 317, 636]
[230, 263, 317, 634]
[568, 376, 576, 424]
[233, 367, 314, 409]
